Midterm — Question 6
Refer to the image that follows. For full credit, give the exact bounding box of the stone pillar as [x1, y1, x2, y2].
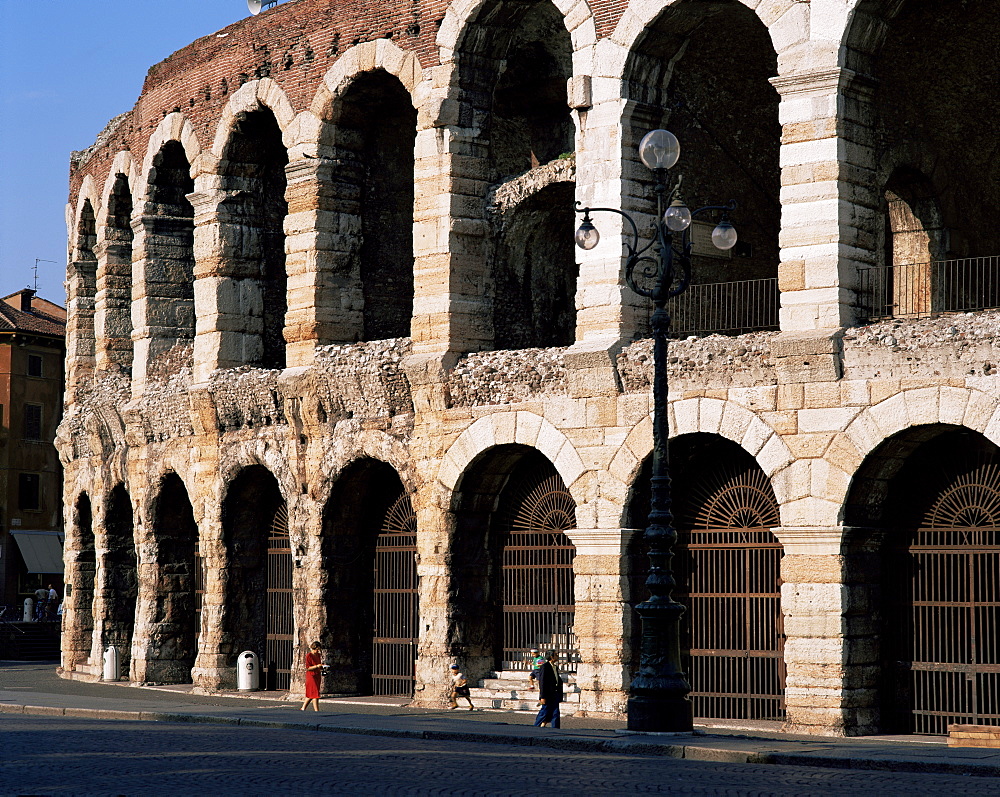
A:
[283, 156, 363, 367]
[776, 526, 876, 736]
[93, 236, 134, 374]
[410, 493, 460, 709]
[189, 180, 261, 382]
[563, 527, 638, 717]
[65, 257, 97, 393]
[130, 206, 196, 394]
[772, 68, 877, 332]
[61, 496, 99, 676]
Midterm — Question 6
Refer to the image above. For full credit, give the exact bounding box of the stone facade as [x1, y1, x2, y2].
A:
[58, 0, 1000, 737]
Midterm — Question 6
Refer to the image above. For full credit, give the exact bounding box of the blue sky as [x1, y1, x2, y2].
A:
[0, 1, 255, 305]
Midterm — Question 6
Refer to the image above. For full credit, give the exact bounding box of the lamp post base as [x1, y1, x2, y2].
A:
[626, 693, 694, 733]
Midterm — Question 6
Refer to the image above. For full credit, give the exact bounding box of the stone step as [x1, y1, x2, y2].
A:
[480, 678, 580, 694]
[470, 687, 580, 703]
[467, 693, 580, 712]
[488, 670, 578, 684]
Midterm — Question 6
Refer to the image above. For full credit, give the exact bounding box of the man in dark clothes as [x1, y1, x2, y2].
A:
[533, 650, 564, 728]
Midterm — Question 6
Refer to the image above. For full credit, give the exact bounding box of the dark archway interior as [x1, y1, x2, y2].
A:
[150, 473, 199, 680]
[221, 110, 289, 369]
[449, 446, 568, 674]
[221, 465, 284, 666]
[72, 200, 98, 355]
[72, 493, 96, 648]
[336, 71, 417, 341]
[625, 435, 780, 692]
[870, 0, 1000, 264]
[103, 484, 137, 675]
[456, 0, 577, 352]
[321, 458, 406, 694]
[492, 181, 578, 349]
[146, 141, 195, 373]
[623, 0, 780, 329]
[845, 425, 1000, 733]
[103, 174, 134, 373]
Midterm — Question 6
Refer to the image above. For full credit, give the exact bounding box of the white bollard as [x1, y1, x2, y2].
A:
[23, 598, 33, 622]
[237, 650, 260, 691]
[103, 646, 120, 681]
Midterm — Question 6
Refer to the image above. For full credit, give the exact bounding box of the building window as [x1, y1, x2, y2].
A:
[27, 354, 43, 378]
[24, 404, 42, 440]
[18, 473, 40, 511]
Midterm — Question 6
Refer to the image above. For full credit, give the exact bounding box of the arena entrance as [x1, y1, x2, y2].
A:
[878, 431, 1000, 734]
[322, 460, 418, 697]
[498, 466, 577, 672]
[372, 492, 418, 696]
[267, 503, 293, 691]
[629, 435, 784, 720]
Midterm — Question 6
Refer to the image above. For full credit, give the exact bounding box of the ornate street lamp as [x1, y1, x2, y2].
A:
[575, 129, 737, 732]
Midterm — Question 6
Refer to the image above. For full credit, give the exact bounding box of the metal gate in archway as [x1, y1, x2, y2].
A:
[675, 464, 784, 720]
[889, 460, 1000, 735]
[501, 470, 577, 672]
[267, 503, 293, 691]
[372, 492, 419, 696]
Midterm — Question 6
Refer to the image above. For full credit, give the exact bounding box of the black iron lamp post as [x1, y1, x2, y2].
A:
[575, 129, 737, 732]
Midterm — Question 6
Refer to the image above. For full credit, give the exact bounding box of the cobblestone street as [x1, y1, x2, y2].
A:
[4, 715, 1000, 796]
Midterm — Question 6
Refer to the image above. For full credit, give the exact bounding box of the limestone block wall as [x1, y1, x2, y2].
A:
[56, 0, 1000, 737]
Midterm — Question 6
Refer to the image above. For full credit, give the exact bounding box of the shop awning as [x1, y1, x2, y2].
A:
[10, 530, 65, 574]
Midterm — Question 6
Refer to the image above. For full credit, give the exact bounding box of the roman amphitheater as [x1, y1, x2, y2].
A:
[57, 0, 1000, 736]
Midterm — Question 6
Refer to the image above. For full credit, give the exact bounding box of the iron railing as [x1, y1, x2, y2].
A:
[858, 256, 1000, 322]
[653, 277, 779, 337]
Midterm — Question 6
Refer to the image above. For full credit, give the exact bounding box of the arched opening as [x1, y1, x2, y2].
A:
[97, 174, 134, 373]
[66, 492, 95, 667]
[148, 473, 199, 682]
[221, 465, 289, 688]
[627, 434, 784, 721]
[68, 200, 98, 383]
[491, 181, 577, 349]
[102, 485, 137, 677]
[850, 0, 1000, 320]
[331, 71, 417, 342]
[450, 446, 577, 680]
[141, 141, 195, 377]
[456, 0, 578, 351]
[623, 0, 780, 337]
[219, 109, 289, 369]
[846, 426, 1000, 735]
[322, 459, 418, 696]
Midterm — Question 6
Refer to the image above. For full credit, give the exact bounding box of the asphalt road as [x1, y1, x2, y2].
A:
[4, 715, 1000, 797]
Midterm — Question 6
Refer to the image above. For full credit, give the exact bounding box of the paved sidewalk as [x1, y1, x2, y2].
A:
[3, 662, 1000, 779]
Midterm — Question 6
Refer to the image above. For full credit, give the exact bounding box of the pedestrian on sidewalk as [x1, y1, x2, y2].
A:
[449, 664, 475, 710]
[46, 585, 59, 620]
[533, 651, 563, 729]
[300, 641, 323, 712]
[527, 648, 544, 691]
[33, 585, 47, 621]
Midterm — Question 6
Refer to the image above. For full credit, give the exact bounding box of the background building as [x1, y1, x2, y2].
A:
[57, 0, 1000, 738]
[0, 288, 67, 608]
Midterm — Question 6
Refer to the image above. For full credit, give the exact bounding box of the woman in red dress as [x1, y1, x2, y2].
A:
[300, 641, 323, 711]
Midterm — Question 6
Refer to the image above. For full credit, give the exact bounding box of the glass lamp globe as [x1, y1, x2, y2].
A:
[575, 220, 600, 250]
[712, 219, 738, 251]
[638, 129, 680, 171]
[664, 200, 692, 231]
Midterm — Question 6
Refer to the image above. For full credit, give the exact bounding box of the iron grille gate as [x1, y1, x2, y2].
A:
[267, 503, 293, 691]
[675, 465, 785, 720]
[891, 461, 1000, 735]
[502, 471, 578, 671]
[372, 492, 419, 696]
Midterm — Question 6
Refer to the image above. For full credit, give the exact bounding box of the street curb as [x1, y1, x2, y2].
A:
[10, 703, 1000, 778]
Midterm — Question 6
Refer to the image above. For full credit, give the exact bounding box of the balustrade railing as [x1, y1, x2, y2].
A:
[858, 256, 1000, 321]
[655, 277, 779, 337]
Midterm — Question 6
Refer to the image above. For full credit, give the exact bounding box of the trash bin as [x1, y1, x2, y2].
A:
[23, 598, 33, 622]
[238, 650, 260, 691]
[103, 645, 120, 681]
